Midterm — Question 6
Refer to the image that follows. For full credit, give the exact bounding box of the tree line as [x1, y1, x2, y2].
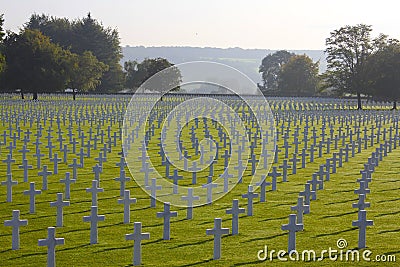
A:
[259, 24, 400, 109]
[1, 14, 399, 107]
[0, 13, 180, 99]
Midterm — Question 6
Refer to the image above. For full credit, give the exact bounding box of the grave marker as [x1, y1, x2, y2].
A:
[83, 206, 105, 244]
[118, 190, 137, 224]
[157, 202, 178, 240]
[125, 222, 150, 266]
[226, 199, 245, 235]
[4, 210, 28, 250]
[206, 218, 229, 260]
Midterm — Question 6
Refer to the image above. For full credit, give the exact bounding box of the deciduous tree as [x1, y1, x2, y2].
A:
[278, 55, 319, 96]
[259, 50, 294, 94]
[2, 30, 74, 99]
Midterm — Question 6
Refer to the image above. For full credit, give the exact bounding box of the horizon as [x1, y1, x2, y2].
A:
[2, 0, 400, 50]
[122, 45, 324, 51]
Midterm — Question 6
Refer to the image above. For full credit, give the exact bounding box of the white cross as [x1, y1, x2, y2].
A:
[206, 218, 229, 260]
[352, 210, 373, 249]
[181, 188, 200, 219]
[86, 180, 104, 206]
[38, 227, 65, 267]
[1, 173, 18, 202]
[156, 202, 178, 240]
[242, 185, 258, 216]
[114, 169, 130, 197]
[290, 196, 310, 224]
[50, 193, 70, 227]
[60, 172, 75, 200]
[83, 206, 105, 244]
[118, 190, 137, 224]
[226, 199, 245, 235]
[281, 214, 303, 253]
[23, 182, 42, 213]
[125, 222, 150, 266]
[145, 178, 162, 208]
[4, 210, 28, 250]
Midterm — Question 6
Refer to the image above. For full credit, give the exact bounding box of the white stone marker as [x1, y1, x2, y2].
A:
[23, 182, 42, 213]
[206, 218, 229, 260]
[38, 227, 65, 267]
[226, 199, 245, 235]
[118, 189, 137, 224]
[125, 222, 150, 266]
[156, 202, 178, 240]
[4, 210, 28, 250]
[83, 206, 105, 244]
[281, 214, 303, 253]
[50, 193, 70, 227]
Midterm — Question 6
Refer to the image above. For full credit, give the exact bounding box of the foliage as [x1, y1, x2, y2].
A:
[68, 51, 109, 92]
[278, 55, 319, 96]
[324, 24, 373, 94]
[323, 24, 379, 109]
[124, 58, 182, 93]
[364, 42, 400, 108]
[25, 13, 124, 92]
[0, 14, 5, 75]
[0, 14, 5, 41]
[1, 30, 75, 96]
[259, 50, 294, 93]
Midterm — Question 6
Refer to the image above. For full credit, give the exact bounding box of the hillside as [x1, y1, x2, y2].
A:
[121, 46, 326, 84]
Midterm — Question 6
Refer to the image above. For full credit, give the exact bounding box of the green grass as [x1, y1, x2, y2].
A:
[0, 95, 399, 266]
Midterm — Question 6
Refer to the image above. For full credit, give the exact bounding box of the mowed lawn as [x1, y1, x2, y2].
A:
[0, 95, 399, 266]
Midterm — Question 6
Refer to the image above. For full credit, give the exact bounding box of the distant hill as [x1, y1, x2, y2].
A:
[121, 46, 326, 84]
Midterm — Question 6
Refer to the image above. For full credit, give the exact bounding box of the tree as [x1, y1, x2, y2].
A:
[324, 24, 376, 109]
[259, 50, 294, 94]
[364, 42, 400, 109]
[124, 58, 181, 93]
[2, 29, 74, 99]
[69, 13, 124, 92]
[0, 14, 5, 75]
[0, 14, 5, 41]
[68, 51, 109, 100]
[278, 55, 319, 96]
[25, 13, 124, 92]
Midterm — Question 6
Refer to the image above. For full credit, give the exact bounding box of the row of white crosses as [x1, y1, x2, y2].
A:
[279, 117, 398, 253]
[1, 95, 399, 265]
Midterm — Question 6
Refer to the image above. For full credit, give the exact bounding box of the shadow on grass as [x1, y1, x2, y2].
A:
[331, 189, 355, 194]
[142, 238, 164, 246]
[322, 210, 357, 219]
[98, 221, 124, 228]
[172, 236, 224, 248]
[242, 232, 286, 243]
[314, 227, 357, 238]
[132, 206, 152, 211]
[9, 251, 47, 260]
[259, 215, 287, 222]
[180, 258, 214, 267]
[376, 197, 400, 204]
[378, 228, 400, 234]
[375, 210, 400, 217]
[233, 259, 264, 266]
[0, 248, 13, 254]
[58, 243, 91, 252]
[325, 198, 358, 206]
[97, 244, 132, 253]
[375, 187, 400, 193]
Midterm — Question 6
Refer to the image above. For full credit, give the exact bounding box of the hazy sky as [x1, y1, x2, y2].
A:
[2, 0, 400, 50]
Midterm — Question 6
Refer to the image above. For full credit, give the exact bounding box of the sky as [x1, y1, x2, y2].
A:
[2, 0, 400, 50]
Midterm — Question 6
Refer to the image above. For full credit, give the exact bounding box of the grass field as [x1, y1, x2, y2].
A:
[0, 94, 398, 266]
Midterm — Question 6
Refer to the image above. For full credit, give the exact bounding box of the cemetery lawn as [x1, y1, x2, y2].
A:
[0, 95, 399, 266]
